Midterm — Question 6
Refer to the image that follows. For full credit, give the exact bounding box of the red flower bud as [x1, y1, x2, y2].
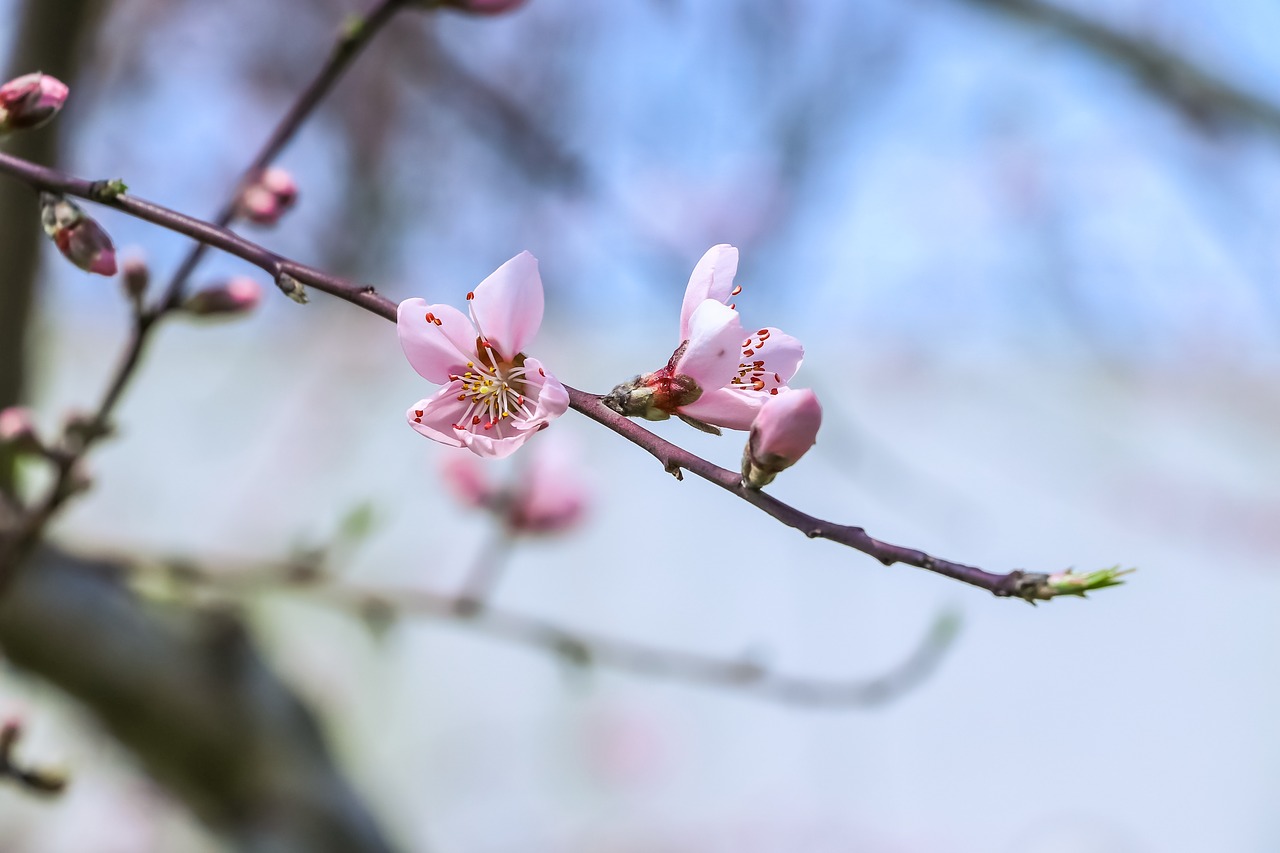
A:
[0, 73, 68, 133]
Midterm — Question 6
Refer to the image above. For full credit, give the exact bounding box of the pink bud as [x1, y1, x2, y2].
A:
[438, 0, 527, 14]
[741, 389, 822, 489]
[0, 406, 42, 453]
[237, 167, 298, 226]
[121, 256, 150, 301]
[39, 193, 117, 276]
[0, 73, 68, 133]
[441, 454, 498, 510]
[182, 277, 263, 317]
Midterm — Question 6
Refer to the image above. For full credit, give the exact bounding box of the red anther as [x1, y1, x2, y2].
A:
[472, 415, 482, 425]
[731, 285, 743, 296]
[457, 394, 467, 401]
[753, 360, 764, 367]
[452, 423, 464, 430]
[774, 373, 781, 382]
[729, 303, 736, 310]
[756, 328, 767, 336]
[744, 348, 755, 357]
[484, 420, 495, 431]
[752, 379, 765, 391]
[466, 291, 475, 300]
[742, 339, 751, 347]
[538, 367, 545, 376]
[434, 317, 442, 326]
[769, 388, 779, 395]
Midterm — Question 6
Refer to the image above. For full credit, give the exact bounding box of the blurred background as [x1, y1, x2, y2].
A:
[2, 0, 1279, 850]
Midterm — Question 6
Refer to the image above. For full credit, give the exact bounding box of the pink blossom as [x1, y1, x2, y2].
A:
[603, 245, 802, 433]
[741, 389, 822, 489]
[237, 167, 298, 226]
[39, 193, 117, 276]
[674, 244, 803, 430]
[441, 440, 588, 535]
[0, 72, 68, 133]
[398, 251, 568, 458]
[0, 406, 41, 452]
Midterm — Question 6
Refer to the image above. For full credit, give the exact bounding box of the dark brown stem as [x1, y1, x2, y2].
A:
[0, 152, 1116, 601]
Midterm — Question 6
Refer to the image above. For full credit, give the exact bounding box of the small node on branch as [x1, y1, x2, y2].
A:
[88, 178, 128, 201]
[274, 273, 308, 304]
[182, 277, 263, 319]
[663, 460, 684, 481]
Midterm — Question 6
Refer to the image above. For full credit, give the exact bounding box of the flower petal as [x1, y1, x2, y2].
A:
[406, 391, 467, 448]
[398, 299, 478, 384]
[679, 244, 739, 339]
[469, 251, 544, 361]
[678, 387, 764, 431]
[749, 327, 804, 383]
[521, 356, 570, 422]
[675, 299, 744, 390]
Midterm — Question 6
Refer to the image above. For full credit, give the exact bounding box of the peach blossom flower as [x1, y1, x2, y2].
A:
[398, 251, 568, 458]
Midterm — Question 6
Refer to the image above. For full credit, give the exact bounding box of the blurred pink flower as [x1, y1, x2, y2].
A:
[237, 166, 298, 226]
[39, 193, 117, 276]
[742, 388, 822, 489]
[0, 72, 68, 133]
[182, 276, 262, 317]
[441, 440, 588, 535]
[398, 251, 568, 458]
[675, 244, 803, 430]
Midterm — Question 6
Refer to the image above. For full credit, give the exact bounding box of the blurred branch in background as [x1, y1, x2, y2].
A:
[125, 555, 963, 711]
[0, 0, 96, 498]
[958, 0, 1280, 138]
[0, 547, 395, 853]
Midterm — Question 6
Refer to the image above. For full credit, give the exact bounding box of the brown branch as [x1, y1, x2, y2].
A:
[0, 152, 1130, 600]
[959, 0, 1280, 137]
[0, 546, 394, 852]
[0, 0, 414, 586]
[137, 558, 961, 710]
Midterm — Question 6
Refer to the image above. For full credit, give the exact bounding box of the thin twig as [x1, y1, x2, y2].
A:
[0, 153, 1129, 600]
[138, 559, 961, 710]
[0, 0, 414, 586]
[959, 0, 1280, 137]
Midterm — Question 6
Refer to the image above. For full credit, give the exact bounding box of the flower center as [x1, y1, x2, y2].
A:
[447, 352, 535, 432]
[728, 328, 782, 395]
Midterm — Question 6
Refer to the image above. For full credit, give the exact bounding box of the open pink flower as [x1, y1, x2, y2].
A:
[674, 244, 803, 430]
[603, 244, 802, 433]
[398, 251, 568, 458]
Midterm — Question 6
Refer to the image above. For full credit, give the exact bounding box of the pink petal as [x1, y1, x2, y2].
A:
[440, 454, 496, 509]
[679, 244, 739, 339]
[678, 387, 763, 431]
[751, 327, 803, 383]
[397, 298, 478, 384]
[468, 251, 544, 361]
[405, 391, 467, 448]
[674, 300, 744, 391]
[521, 357, 569, 421]
[750, 389, 822, 463]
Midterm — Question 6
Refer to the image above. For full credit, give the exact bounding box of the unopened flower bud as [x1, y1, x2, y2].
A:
[183, 277, 263, 317]
[741, 389, 822, 489]
[436, 0, 527, 14]
[0, 73, 68, 134]
[0, 407, 42, 454]
[603, 368, 703, 422]
[121, 256, 150, 302]
[274, 272, 308, 304]
[441, 454, 499, 510]
[236, 167, 298, 226]
[39, 193, 117, 276]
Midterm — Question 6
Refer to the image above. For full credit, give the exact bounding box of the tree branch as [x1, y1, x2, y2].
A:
[958, 0, 1280, 137]
[134, 557, 962, 710]
[0, 548, 394, 851]
[0, 151, 1132, 601]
